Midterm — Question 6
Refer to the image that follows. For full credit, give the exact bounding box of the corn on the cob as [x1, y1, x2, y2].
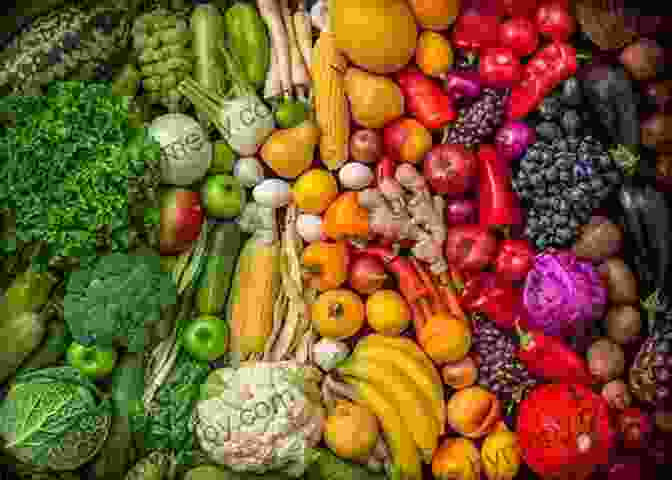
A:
[226, 233, 281, 365]
[311, 31, 349, 171]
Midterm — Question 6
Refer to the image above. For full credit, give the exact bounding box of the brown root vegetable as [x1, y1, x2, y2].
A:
[619, 38, 665, 81]
[642, 112, 672, 149]
[605, 304, 642, 345]
[573, 218, 623, 261]
[599, 257, 638, 305]
[587, 338, 626, 383]
[602, 379, 632, 410]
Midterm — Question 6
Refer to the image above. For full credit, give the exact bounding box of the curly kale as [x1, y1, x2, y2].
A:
[63, 252, 177, 352]
[0, 81, 162, 269]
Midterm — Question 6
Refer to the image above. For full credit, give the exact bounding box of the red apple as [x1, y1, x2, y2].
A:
[445, 225, 498, 271]
[383, 117, 433, 165]
[423, 144, 478, 196]
[160, 187, 203, 255]
[349, 255, 389, 295]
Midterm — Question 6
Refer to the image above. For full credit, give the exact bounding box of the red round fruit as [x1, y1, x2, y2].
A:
[423, 144, 478, 196]
[535, 1, 576, 42]
[517, 383, 616, 480]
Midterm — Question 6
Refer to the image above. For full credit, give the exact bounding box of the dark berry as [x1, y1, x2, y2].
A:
[536, 122, 562, 142]
[538, 97, 562, 121]
[560, 77, 583, 107]
[560, 110, 582, 137]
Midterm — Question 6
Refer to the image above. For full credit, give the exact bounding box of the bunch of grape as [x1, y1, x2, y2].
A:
[472, 316, 538, 405]
[445, 88, 507, 148]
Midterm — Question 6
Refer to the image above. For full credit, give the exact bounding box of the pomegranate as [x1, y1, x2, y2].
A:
[423, 144, 478, 196]
[517, 383, 616, 480]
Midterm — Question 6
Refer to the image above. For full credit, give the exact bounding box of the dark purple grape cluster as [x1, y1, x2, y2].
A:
[472, 316, 538, 405]
[445, 88, 507, 148]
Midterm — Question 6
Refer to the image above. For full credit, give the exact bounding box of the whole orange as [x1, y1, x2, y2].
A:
[419, 312, 472, 363]
[312, 289, 365, 339]
[365, 290, 411, 336]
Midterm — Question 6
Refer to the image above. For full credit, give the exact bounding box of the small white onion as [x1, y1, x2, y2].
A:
[338, 162, 374, 190]
[252, 179, 292, 209]
[233, 156, 265, 188]
[296, 214, 323, 243]
[312, 338, 350, 372]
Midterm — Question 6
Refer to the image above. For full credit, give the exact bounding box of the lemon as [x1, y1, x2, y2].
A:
[366, 290, 411, 336]
[292, 169, 339, 214]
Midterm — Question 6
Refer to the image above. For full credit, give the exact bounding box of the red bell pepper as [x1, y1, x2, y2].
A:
[498, 17, 539, 58]
[396, 68, 457, 130]
[479, 47, 523, 88]
[506, 42, 577, 120]
[477, 144, 523, 235]
[497, 0, 538, 18]
[460, 272, 524, 330]
[452, 10, 500, 57]
[515, 321, 594, 385]
[494, 239, 535, 282]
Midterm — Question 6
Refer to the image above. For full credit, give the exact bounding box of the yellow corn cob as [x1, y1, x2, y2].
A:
[226, 236, 281, 364]
[311, 31, 349, 171]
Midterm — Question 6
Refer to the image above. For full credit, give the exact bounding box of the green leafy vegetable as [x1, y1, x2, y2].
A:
[0, 81, 162, 269]
[63, 252, 177, 352]
[139, 349, 211, 467]
[0, 366, 112, 471]
[305, 448, 387, 480]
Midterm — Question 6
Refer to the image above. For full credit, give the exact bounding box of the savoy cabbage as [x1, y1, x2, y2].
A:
[0, 366, 112, 471]
[63, 252, 177, 352]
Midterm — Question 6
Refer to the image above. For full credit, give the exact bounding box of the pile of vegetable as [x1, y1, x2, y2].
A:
[2, 0, 672, 479]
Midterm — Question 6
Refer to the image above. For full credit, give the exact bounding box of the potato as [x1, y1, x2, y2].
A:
[605, 304, 642, 345]
[599, 257, 639, 304]
[587, 338, 626, 383]
[573, 218, 623, 261]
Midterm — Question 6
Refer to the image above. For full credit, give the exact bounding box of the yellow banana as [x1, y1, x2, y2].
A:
[344, 376, 423, 480]
[338, 357, 440, 462]
[354, 337, 446, 434]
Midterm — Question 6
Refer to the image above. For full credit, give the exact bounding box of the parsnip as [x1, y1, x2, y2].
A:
[257, 0, 293, 97]
[280, 0, 310, 99]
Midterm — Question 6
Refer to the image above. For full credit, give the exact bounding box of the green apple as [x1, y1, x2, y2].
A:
[201, 174, 246, 219]
[66, 342, 118, 380]
[182, 315, 229, 362]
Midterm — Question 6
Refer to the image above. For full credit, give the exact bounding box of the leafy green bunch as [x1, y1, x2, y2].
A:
[0, 81, 162, 269]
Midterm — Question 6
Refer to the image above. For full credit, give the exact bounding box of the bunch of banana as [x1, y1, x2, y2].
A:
[335, 334, 446, 480]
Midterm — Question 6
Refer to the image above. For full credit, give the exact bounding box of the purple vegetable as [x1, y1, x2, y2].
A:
[495, 120, 536, 163]
[445, 198, 477, 225]
[443, 71, 482, 104]
[523, 249, 607, 338]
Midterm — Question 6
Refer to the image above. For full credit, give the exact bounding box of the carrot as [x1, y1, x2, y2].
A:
[411, 258, 447, 314]
[437, 272, 467, 323]
[257, 0, 293, 98]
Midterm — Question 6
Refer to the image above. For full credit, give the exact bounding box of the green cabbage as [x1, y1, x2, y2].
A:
[0, 366, 112, 471]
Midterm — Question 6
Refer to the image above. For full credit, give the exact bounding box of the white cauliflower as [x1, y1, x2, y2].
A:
[194, 361, 325, 477]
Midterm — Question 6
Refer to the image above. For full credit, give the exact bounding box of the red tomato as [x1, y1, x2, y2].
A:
[498, 0, 538, 17]
[535, 1, 576, 42]
[499, 17, 539, 57]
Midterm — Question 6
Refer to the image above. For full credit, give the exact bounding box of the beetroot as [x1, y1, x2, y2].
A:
[517, 383, 616, 480]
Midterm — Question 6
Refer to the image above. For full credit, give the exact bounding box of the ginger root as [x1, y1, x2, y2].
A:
[357, 163, 448, 274]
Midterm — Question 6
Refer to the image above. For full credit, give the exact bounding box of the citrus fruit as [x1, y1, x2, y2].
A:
[365, 289, 411, 336]
[312, 289, 365, 339]
[292, 169, 339, 214]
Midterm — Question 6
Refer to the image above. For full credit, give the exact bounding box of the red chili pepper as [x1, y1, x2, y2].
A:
[357, 245, 429, 304]
[479, 48, 523, 88]
[461, 272, 523, 330]
[499, 17, 539, 58]
[477, 144, 523, 235]
[494, 239, 535, 282]
[374, 155, 396, 188]
[396, 68, 457, 130]
[506, 42, 577, 120]
[451, 11, 500, 57]
[515, 321, 594, 385]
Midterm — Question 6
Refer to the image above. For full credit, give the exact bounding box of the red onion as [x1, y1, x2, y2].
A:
[445, 198, 477, 225]
[495, 120, 536, 163]
[442, 71, 482, 104]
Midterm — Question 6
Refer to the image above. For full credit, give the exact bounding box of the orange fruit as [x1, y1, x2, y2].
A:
[365, 290, 411, 336]
[407, 0, 461, 31]
[312, 289, 365, 339]
[419, 312, 472, 363]
[292, 169, 339, 214]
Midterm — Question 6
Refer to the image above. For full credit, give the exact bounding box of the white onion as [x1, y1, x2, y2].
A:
[252, 179, 292, 209]
[338, 162, 373, 190]
[296, 214, 323, 243]
[312, 338, 350, 372]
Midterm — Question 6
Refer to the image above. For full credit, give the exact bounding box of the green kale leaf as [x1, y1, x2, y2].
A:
[0, 81, 162, 268]
[63, 252, 177, 352]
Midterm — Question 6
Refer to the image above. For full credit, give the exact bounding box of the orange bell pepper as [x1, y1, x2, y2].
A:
[322, 191, 370, 241]
[301, 241, 349, 291]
